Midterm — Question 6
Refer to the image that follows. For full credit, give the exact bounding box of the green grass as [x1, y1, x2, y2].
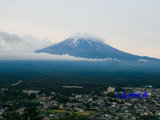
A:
[44, 109, 68, 114]
[76, 111, 95, 116]
[24, 99, 38, 103]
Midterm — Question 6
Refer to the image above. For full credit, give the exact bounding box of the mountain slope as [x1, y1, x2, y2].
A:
[35, 33, 158, 61]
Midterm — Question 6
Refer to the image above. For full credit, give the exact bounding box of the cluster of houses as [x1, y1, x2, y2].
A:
[0, 86, 160, 120]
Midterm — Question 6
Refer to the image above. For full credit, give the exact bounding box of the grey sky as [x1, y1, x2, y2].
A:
[0, 0, 160, 58]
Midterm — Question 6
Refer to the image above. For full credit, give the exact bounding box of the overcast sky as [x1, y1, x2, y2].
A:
[0, 0, 160, 58]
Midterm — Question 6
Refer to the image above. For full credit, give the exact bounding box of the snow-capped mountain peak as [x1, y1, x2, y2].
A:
[63, 33, 105, 48]
[35, 33, 158, 61]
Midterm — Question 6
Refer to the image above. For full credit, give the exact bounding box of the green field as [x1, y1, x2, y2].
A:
[76, 111, 95, 116]
[44, 109, 68, 114]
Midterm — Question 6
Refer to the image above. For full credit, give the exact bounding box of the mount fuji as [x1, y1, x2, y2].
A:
[35, 33, 158, 61]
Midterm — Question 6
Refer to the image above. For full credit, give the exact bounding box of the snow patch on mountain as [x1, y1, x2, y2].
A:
[66, 33, 106, 48]
[138, 59, 148, 62]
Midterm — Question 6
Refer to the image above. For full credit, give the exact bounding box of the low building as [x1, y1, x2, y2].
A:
[107, 86, 115, 93]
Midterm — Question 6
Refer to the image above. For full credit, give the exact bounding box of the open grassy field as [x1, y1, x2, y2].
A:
[76, 111, 95, 116]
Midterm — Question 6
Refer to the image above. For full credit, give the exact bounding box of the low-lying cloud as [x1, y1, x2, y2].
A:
[0, 52, 117, 61]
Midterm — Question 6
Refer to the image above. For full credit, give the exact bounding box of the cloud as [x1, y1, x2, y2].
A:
[0, 31, 52, 52]
[69, 33, 105, 42]
[0, 31, 118, 61]
[0, 32, 22, 43]
[0, 51, 118, 61]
